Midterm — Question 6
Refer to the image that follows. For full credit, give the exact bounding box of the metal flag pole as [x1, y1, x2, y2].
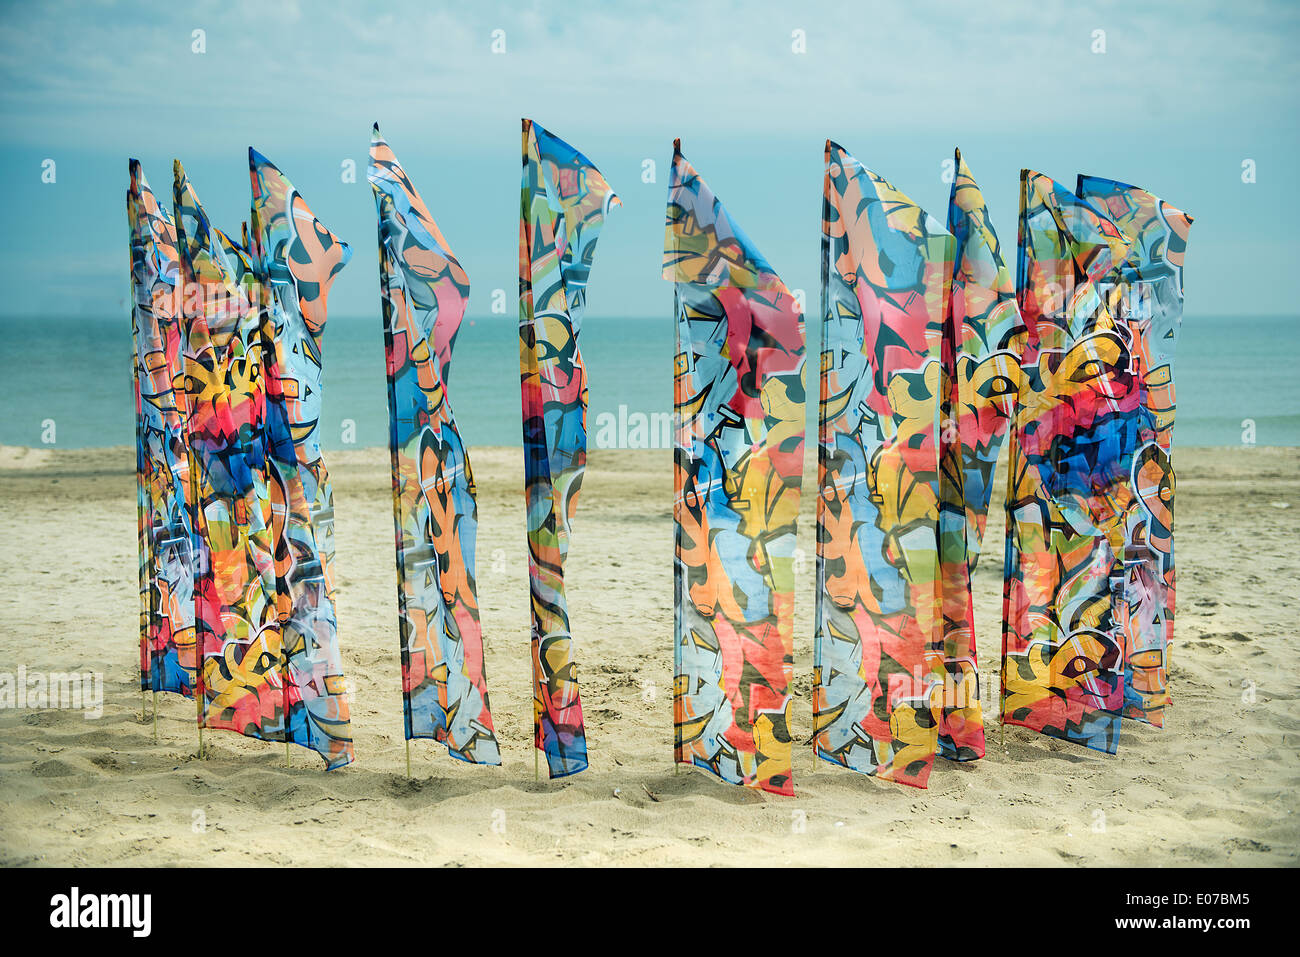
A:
[194, 638, 204, 758]
[809, 704, 817, 775]
[194, 646, 204, 758]
[999, 669, 1006, 750]
[194, 650, 204, 759]
[152, 690, 158, 742]
[405, 740, 411, 779]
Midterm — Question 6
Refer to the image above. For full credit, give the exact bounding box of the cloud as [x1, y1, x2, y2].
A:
[0, 0, 1296, 319]
[2, 0, 1296, 153]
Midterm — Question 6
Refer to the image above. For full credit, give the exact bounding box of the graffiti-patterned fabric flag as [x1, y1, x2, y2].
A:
[1001, 170, 1136, 753]
[369, 126, 500, 764]
[1077, 176, 1193, 728]
[249, 150, 354, 769]
[518, 118, 619, 777]
[666, 140, 805, 796]
[174, 161, 288, 747]
[935, 149, 1026, 760]
[814, 142, 952, 788]
[128, 161, 195, 697]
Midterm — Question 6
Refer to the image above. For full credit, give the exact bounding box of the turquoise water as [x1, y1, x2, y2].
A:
[0, 314, 1295, 449]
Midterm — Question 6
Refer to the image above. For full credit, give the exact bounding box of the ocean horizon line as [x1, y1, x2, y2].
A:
[3, 314, 1296, 450]
[2, 311, 1297, 324]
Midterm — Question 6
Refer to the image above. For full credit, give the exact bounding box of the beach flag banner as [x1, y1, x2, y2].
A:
[665, 140, 806, 796]
[172, 160, 355, 768]
[128, 161, 196, 698]
[1001, 170, 1136, 753]
[935, 149, 1026, 760]
[133, 259, 148, 696]
[369, 126, 501, 765]
[518, 118, 619, 777]
[1077, 176, 1193, 728]
[250, 150, 354, 769]
[174, 160, 289, 748]
[813, 142, 952, 788]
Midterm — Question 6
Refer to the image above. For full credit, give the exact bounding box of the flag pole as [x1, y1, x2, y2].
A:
[405, 740, 411, 778]
[999, 668, 1006, 750]
[195, 653, 204, 758]
[152, 690, 158, 742]
[195, 648, 204, 758]
[809, 685, 817, 775]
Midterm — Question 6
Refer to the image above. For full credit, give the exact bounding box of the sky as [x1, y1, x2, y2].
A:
[0, 0, 1297, 322]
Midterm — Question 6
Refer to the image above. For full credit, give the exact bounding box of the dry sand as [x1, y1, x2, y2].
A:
[0, 442, 1296, 866]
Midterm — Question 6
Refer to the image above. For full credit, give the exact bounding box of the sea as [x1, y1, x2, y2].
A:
[1, 314, 1296, 450]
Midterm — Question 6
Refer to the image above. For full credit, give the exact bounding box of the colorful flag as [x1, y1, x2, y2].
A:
[249, 149, 355, 769]
[935, 149, 1026, 760]
[666, 140, 805, 796]
[173, 160, 353, 768]
[1001, 170, 1135, 753]
[174, 160, 288, 748]
[518, 119, 619, 777]
[1077, 176, 1193, 728]
[128, 160, 195, 697]
[369, 126, 500, 764]
[813, 141, 952, 788]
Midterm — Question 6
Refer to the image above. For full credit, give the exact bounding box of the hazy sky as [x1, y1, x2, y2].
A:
[1, 0, 1297, 320]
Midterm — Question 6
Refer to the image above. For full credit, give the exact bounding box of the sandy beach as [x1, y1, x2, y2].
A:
[0, 442, 1296, 867]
